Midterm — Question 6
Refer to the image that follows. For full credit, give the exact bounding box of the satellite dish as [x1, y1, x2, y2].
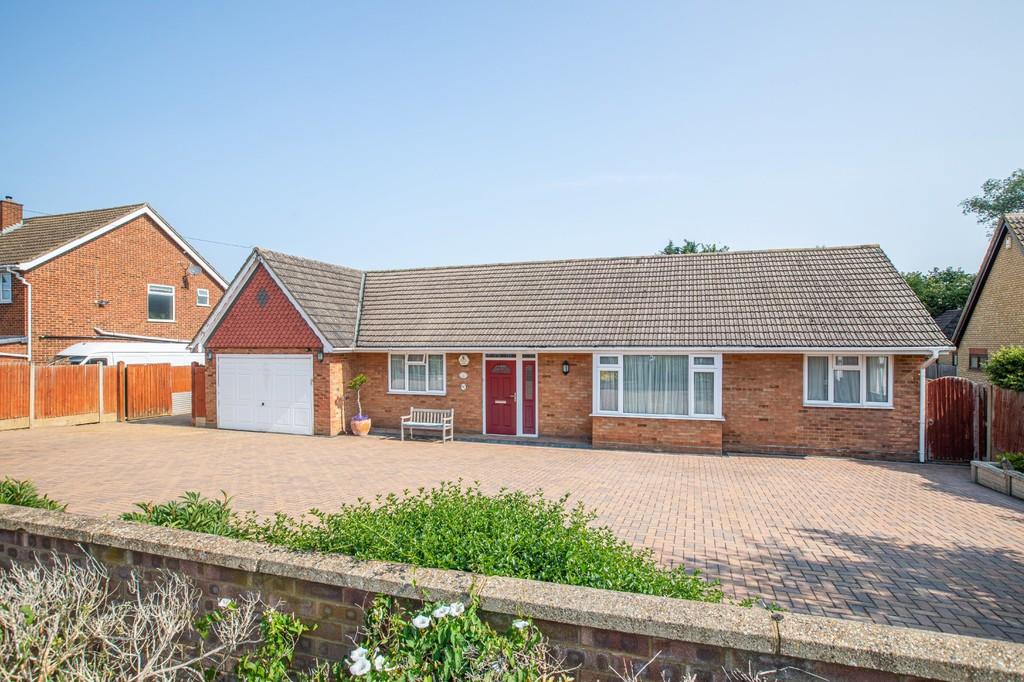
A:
[186, 264, 203, 276]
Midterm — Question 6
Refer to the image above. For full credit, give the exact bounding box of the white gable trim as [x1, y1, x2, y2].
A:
[15, 206, 228, 289]
[189, 250, 334, 352]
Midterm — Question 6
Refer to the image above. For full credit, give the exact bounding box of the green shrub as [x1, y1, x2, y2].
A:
[126, 482, 723, 603]
[121, 490, 243, 538]
[1000, 453, 1024, 472]
[983, 346, 1024, 391]
[0, 478, 65, 511]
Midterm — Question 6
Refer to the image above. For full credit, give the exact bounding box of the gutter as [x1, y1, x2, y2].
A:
[918, 349, 941, 463]
[93, 327, 191, 343]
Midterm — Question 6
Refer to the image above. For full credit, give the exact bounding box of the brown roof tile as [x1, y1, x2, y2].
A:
[0, 203, 145, 265]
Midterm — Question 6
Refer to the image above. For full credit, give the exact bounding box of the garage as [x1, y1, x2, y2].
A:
[216, 355, 314, 435]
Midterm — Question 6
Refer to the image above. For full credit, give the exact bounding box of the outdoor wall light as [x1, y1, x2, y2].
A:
[562, 360, 570, 375]
[317, 350, 324, 362]
[205, 350, 212, 361]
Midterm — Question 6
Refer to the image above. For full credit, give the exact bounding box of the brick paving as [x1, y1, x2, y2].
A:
[1, 421, 1023, 642]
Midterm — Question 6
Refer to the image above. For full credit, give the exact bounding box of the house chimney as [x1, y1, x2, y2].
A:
[0, 196, 23, 231]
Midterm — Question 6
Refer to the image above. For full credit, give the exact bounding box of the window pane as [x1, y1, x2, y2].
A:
[148, 289, 173, 320]
[834, 368, 861, 404]
[524, 365, 534, 399]
[407, 354, 424, 363]
[693, 372, 715, 415]
[866, 356, 888, 403]
[428, 354, 444, 391]
[835, 356, 859, 367]
[623, 355, 688, 415]
[807, 357, 828, 401]
[693, 357, 715, 366]
[599, 370, 618, 411]
[390, 355, 405, 390]
[197, 289, 209, 305]
[599, 356, 619, 365]
[408, 363, 427, 392]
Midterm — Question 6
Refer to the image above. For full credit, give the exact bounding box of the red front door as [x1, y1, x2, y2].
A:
[486, 360, 516, 435]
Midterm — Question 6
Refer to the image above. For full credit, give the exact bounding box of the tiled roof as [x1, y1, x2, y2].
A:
[258, 249, 363, 349]
[354, 245, 950, 349]
[0, 204, 145, 264]
[932, 308, 962, 342]
[1005, 213, 1024, 244]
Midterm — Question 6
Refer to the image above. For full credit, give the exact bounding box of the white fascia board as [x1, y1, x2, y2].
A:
[259, 258, 334, 352]
[351, 345, 954, 355]
[16, 206, 228, 289]
[189, 251, 261, 350]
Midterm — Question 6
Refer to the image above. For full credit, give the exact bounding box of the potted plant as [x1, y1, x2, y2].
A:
[348, 373, 371, 436]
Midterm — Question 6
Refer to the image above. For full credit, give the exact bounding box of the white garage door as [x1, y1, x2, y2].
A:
[216, 355, 313, 435]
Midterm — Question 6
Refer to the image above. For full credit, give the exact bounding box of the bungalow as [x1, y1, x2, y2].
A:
[190, 245, 952, 461]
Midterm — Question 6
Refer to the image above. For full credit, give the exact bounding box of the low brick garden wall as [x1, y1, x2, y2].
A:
[1, 504, 1021, 681]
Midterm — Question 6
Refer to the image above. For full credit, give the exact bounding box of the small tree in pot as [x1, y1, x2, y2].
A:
[348, 373, 371, 436]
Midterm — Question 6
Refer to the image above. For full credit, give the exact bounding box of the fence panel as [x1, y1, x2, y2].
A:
[34, 365, 100, 419]
[0, 364, 30, 420]
[191, 364, 206, 420]
[993, 387, 1024, 456]
[126, 363, 172, 420]
[103, 365, 119, 414]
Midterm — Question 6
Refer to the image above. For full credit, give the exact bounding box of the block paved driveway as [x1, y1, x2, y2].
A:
[2, 422, 1024, 643]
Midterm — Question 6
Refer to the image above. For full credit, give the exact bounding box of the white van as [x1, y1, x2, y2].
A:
[54, 341, 203, 367]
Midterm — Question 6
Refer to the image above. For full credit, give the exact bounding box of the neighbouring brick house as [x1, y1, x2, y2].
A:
[952, 213, 1024, 383]
[191, 244, 952, 461]
[0, 197, 227, 362]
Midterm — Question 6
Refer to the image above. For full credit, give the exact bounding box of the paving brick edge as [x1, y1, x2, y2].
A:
[0, 504, 1020, 681]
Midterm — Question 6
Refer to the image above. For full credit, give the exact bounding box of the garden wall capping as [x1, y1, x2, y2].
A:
[1, 503, 1022, 681]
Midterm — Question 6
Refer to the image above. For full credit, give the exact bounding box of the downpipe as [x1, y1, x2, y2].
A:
[919, 349, 941, 463]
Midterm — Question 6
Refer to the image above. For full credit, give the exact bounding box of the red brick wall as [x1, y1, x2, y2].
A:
[0, 277, 27, 338]
[347, 352, 484, 432]
[538, 353, 592, 439]
[722, 353, 923, 460]
[593, 416, 723, 454]
[208, 264, 320, 349]
[9, 214, 224, 363]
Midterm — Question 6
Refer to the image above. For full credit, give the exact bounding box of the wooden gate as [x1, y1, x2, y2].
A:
[926, 376, 987, 461]
[125, 363, 173, 420]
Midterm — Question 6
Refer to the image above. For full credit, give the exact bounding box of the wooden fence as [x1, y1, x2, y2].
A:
[992, 386, 1024, 456]
[191, 363, 206, 422]
[926, 376, 986, 462]
[0, 362, 198, 430]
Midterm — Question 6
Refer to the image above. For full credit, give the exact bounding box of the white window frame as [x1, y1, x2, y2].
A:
[591, 353, 723, 420]
[803, 354, 894, 409]
[0, 273, 11, 304]
[196, 288, 210, 307]
[388, 352, 446, 395]
[147, 284, 176, 323]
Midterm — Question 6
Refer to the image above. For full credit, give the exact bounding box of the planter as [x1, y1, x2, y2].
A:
[350, 417, 371, 436]
[971, 460, 1024, 499]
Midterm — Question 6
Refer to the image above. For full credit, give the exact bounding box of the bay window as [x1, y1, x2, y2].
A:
[804, 354, 892, 407]
[593, 353, 721, 418]
[389, 353, 445, 394]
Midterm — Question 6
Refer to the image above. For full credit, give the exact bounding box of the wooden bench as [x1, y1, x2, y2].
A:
[400, 407, 454, 443]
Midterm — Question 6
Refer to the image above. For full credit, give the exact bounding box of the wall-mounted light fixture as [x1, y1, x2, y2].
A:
[317, 350, 324, 362]
[95, 299, 109, 307]
[205, 350, 212, 361]
[562, 360, 570, 375]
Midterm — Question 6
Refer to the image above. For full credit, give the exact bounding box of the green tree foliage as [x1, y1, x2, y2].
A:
[660, 239, 728, 254]
[960, 168, 1024, 234]
[901, 267, 976, 317]
[983, 346, 1024, 391]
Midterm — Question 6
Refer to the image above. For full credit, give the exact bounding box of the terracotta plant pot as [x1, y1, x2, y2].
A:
[351, 417, 371, 436]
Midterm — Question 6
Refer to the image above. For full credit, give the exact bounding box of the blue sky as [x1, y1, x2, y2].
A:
[2, 1, 1022, 279]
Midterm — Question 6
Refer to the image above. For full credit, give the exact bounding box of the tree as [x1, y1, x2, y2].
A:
[960, 168, 1024, 234]
[902, 267, 976, 317]
[660, 239, 728, 254]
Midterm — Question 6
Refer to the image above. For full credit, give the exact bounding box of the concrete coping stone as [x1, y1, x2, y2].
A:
[1, 504, 1021, 681]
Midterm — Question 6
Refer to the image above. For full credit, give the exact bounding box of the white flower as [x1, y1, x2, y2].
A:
[432, 605, 451, 619]
[512, 619, 529, 630]
[217, 598, 233, 609]
[350, 646, 368, 660]
[349, 657, 372, 676]
[374, 655, 386, 671]
[412, 614, 431, 629]
[449, 601, 465, 617]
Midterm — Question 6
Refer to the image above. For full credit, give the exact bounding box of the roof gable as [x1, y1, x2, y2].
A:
[952, 216, 1024, 345]
[0, 203, 227, 288]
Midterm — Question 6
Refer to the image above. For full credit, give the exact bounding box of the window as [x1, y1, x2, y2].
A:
[389, 353, 445, 394]
[804, 354, 892, 407]
[0, 273, 11, 304]
[968, 349, 988, 370]
[196, 288, 210, 306]
[147, 284, 175, 322]
[593, 354, 721, 418]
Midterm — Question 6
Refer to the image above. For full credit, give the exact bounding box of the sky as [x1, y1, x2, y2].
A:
[2, 1, 1022, 280]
